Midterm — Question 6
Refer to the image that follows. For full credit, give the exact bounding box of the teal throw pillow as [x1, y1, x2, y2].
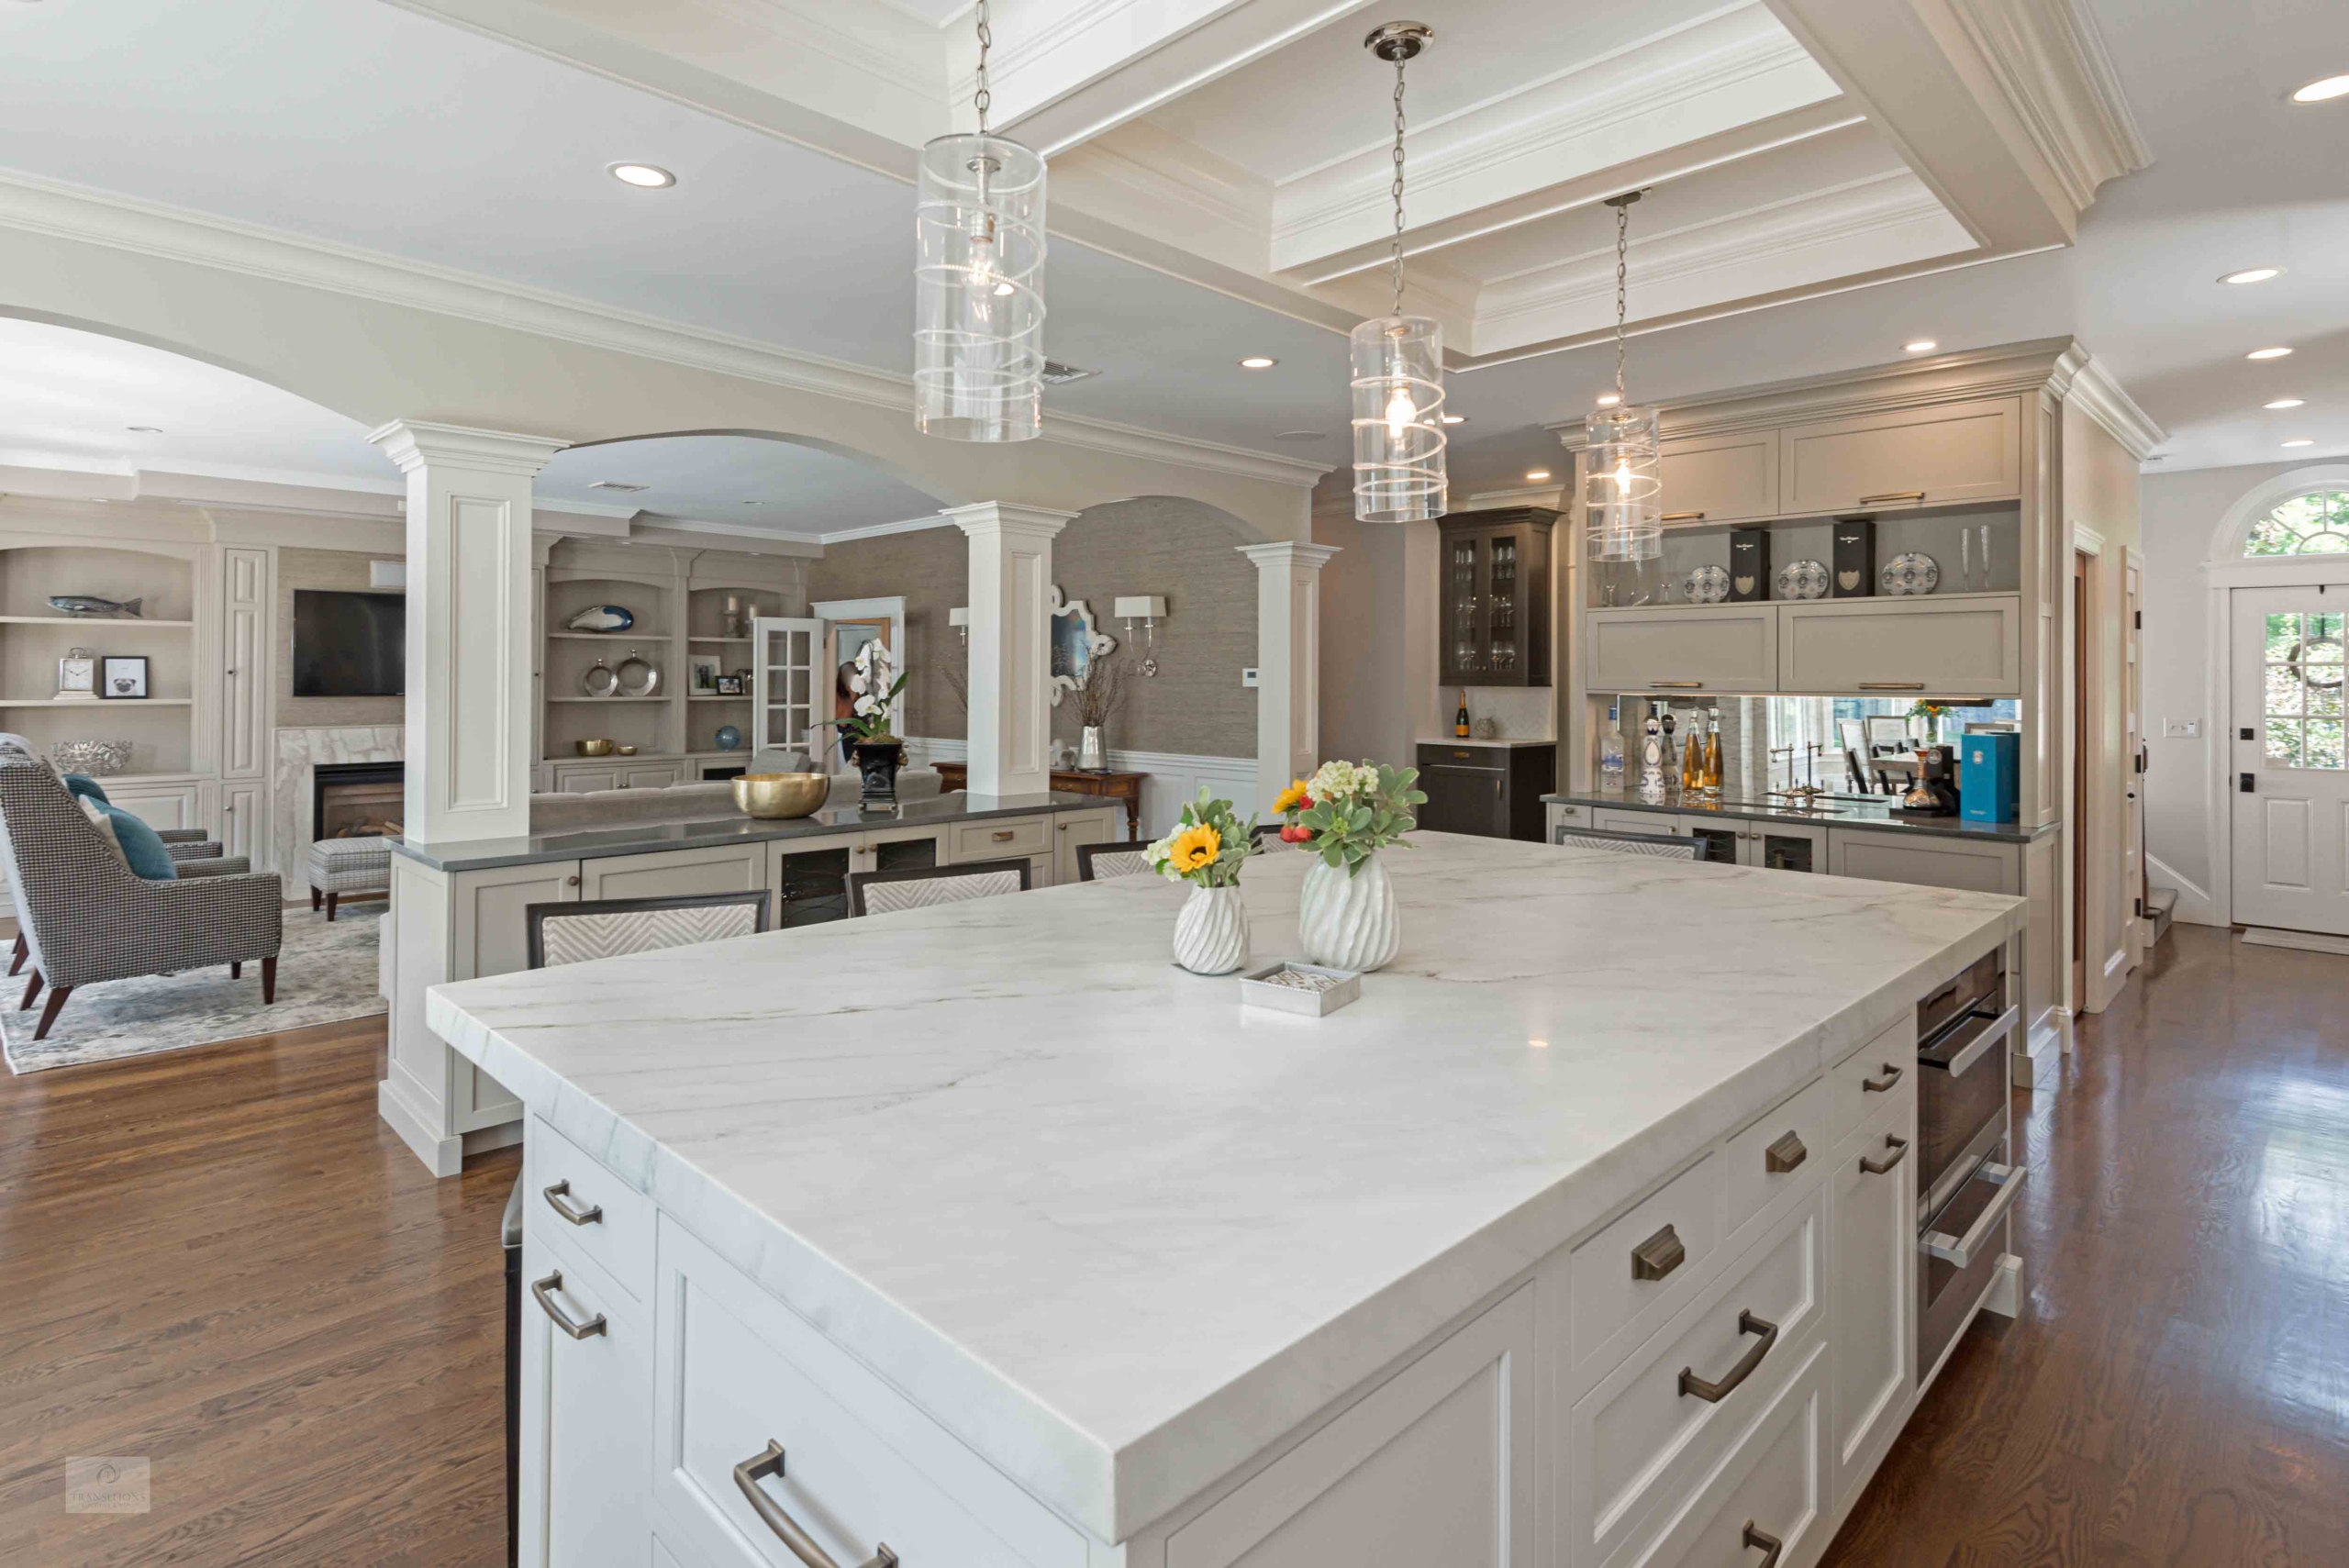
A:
[99, 803, 178, 880]
[63, 773, 110, 805]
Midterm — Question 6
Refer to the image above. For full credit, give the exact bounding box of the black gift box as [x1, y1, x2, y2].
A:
[1831, 517, 1876, 597]
[1728, 528, 1771, 602]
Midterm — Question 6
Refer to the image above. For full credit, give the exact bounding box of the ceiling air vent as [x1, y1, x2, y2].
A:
[1040, 361, 1099, 386]
[587, 480, 650, 493]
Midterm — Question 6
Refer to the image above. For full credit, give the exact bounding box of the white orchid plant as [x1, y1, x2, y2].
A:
[828, 640, 909, 746]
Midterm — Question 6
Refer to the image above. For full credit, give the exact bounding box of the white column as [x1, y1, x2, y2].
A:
[948, 501, 1074, 798]
[369, 421, 567, 844]
[1239, 541, 1341, 813]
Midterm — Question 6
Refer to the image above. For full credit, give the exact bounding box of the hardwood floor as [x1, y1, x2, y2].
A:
[0, 1018, 516, 1568]
[0, 925, 2342, 1566]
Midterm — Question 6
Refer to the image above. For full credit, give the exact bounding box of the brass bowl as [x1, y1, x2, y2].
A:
[575, 739, 614, 757]
[733, 773, 828, 819]
[616, 744, 639, 756]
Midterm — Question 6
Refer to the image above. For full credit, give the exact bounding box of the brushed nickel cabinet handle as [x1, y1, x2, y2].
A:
[992, 829, 1015, 842]
[732, 1441, 898, 1568]
[1678, 1308, 1778, 1401]
[1743, 1520, 1785, 1567]
[1662, 510, 1707, 522]
[1862, 1063, 1903, 1093]
[530, 1271, 607, 1340]
[1765, 1130, 1807, 1174]
[1858, 490, 1926, 505]
[1650, 681, 1704, 689]
[1631, 1222, 1685, 1282]
[1857, 682, 1927, 691]
[1860, 1134, 1909, 1175]
[541, 1179, 603, 1227]
[1923, 1160, 2025, 1265]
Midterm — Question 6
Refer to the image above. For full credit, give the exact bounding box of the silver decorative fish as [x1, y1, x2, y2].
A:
[49, 595, 142, 618]
[564, 604, 635, 633]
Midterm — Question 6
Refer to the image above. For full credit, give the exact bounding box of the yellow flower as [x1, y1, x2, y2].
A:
[1273, 778, 1312, 815]
[1168, 823, 1222, 874]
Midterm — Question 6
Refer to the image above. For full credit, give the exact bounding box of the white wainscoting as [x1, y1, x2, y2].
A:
[903, 738, 1256, 841]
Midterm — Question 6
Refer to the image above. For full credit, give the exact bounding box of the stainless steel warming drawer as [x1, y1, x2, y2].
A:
[1913, 943, 2025, 1376]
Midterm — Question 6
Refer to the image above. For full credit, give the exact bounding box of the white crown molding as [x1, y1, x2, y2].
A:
[1458, 484, 1564, 511]
[0, 169, 1330, 491]
[1937, 0, 2152, 214]
[816, 512, 961, 546]
[2065, 356, 2165, 462]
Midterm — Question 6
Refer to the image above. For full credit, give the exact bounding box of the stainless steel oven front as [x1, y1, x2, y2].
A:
[1914, 944, 2028, 1376]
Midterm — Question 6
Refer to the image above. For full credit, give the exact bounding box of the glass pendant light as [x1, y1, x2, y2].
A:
[1351, 22, 1446, 524]
[915, 1, 1046, 442]
[1585, 192, 1662, 562]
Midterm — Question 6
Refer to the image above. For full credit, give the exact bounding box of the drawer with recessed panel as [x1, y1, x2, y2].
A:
[949, 815, 1050, 862]
[524, 1115, 653, 1303]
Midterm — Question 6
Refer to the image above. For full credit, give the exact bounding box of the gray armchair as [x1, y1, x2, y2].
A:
[0, 760, 282, 1040]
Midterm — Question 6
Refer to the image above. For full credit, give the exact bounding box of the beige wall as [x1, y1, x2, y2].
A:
[279, 545, 405, 728]
[2060, 405, 2144, 1006]
[807, 496, 1262, 759]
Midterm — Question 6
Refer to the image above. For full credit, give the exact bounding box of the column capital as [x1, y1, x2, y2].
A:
[1237, 541, 1341, 571]
[943, 501, 1077, 539]
[367, 420, 570, 477]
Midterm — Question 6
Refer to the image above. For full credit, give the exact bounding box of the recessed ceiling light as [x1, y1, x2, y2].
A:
[2248, 346, 2294, 360]
[1903, 339, 1938, 354]
[586, 479, 649, 493]
[2266, 398, 2307, 409]
[2220, 267, 2283, 285]
[1440, 413, 1466, 425]
[1238, 356, 1277, 370]
[607, 162, 675, 189]
[125, 425, 163, 434]
[2290, 73, 2349, 104]
[2282, 439, 2316, 448]
[1525, 470, 1552, 483]
[1594, 393, 1622, 407]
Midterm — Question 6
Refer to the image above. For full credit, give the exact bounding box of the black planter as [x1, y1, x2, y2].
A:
[852, 739, 906, 806]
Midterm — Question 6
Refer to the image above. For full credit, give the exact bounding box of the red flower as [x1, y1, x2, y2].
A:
[1279, 823, 1313, 843]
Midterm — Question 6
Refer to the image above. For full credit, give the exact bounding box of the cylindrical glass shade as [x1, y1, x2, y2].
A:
[915, 133, 1047, 442]
[1584, 400, 1662, 561]
[1351, 315, 1447, 523]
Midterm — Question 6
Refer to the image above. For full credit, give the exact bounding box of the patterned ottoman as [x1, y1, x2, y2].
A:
[306, 834, 392, 921]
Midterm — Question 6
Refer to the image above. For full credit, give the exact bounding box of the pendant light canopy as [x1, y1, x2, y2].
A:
[915, 1, 1046, 442]
[1351, 22, 1446, 524]
[1585, 191, 1661, 561]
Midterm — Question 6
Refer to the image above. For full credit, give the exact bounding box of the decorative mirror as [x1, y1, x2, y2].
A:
[1048, 584, 1117, 707]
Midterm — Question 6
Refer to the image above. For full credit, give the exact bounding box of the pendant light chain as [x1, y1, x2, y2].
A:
[973, 0, 993, 135]
[1389, 56, 1408, 319]
[1612, 196, 1630, 398]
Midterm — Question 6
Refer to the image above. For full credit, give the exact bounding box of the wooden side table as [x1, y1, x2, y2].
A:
[934, 762, 1144, 839]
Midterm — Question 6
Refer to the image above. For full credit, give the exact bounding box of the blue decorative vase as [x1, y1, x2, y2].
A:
[566, 604, 635, 633]
[714, 725, 742, 751]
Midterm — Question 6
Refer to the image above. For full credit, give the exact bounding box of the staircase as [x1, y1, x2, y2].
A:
[2147, 886, 2178, 945]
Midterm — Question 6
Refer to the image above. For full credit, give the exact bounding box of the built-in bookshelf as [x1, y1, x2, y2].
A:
[0, 542, 200, 777]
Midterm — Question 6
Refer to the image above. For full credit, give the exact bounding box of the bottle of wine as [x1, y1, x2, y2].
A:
[1598, 700, 1627, 788]
[1702, 710, 1724, 795]
[1454, 689, 1471, 739]
[1681, 710, 1705, 794]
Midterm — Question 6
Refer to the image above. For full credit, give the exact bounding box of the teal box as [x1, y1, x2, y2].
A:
[1960, 731, 2019, 823]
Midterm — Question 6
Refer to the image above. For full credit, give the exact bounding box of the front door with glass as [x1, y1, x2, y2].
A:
[2232, 587, 2349, 934]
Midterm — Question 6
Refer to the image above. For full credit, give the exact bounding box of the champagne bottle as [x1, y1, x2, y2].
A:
[1455, 689, 1471, 739]
[1681, 710, 1705, 793]
[1703, 711, 1724, 795]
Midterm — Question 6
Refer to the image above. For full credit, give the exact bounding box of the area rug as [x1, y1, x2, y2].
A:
[2, 907, 386, 1073]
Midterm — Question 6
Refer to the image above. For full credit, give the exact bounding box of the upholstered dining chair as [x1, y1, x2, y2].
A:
[0, 759, 282, 1040]
[1075, 840, 1153, 882]
[847, 856, 1030, 917]
[1551, 825, 1702, 861]
[524, 889, 772, 969]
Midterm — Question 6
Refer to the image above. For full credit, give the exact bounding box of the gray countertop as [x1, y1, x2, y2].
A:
[1543, 789, 2055, 844]
[390, 790, 1114, 873]
[1415, 736, 1559, 750]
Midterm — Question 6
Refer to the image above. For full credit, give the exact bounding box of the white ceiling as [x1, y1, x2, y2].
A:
[540, 435, 948, 534]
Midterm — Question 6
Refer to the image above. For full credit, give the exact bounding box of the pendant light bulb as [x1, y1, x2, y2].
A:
[1350, 22, 1447, 525]
[1582, 191, 1662, 562]
[1385, 384, 1416, 439]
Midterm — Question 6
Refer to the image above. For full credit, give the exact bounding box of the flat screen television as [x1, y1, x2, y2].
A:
[292, 589, 406, 697]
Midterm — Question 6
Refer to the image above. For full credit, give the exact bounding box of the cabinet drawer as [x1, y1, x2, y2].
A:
[526, 1115, 654, 1302]
[579, 844, 767, 902]
[1658, 431, 1778, 526]
[652, 1219, 1085, 1568]
[1586, 606, 1778, 695]
[1776, 595, 2021, 696]
[1618, 1342, 1828, 1568]
[1827, 828, 2021, 895]
[1778, 396, 2020, 514]
[1568, 1194, 1822, 1568]
[950, 815, 1049, 862]
[1828, 1018, 1917, 1149]
[1569, 1152, 1720, 1368]
[1720, 1079, 1831, 1241]
[1592, 808, 1676, 839]
[518, 1233, 651, 1568]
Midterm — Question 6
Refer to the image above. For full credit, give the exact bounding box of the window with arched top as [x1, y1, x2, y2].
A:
[2245, 490, 2349, 555]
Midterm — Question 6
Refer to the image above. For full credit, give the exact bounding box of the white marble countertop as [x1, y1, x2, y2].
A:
[428, 833, 2021, 1543]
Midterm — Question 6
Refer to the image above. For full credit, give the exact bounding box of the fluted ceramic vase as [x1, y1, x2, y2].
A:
[1172, 884, 1250, 976]
[1297, 853, 1400, 973]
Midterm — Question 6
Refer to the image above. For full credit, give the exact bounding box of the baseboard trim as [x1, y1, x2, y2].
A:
[377, 1076, 462, 1178]
[2240, 926, 2349, 955]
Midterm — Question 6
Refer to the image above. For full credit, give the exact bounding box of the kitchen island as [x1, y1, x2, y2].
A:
[433, 832, 2026, 1568]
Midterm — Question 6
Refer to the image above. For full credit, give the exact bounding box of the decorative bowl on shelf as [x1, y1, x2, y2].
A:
[575, 739, 614, 757]
[50, 739, 133, 775]
[732, 773, 826, 819]
[616, 744, 639, 757]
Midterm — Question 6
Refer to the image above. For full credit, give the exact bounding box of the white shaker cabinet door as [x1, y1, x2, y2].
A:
[1658, 430, 1779, 526]
[1777, 396, 2021, 514]
[1829, 1104, 1916, 1507]
[518, 1235, 651, 1568]
[1585, 606, 1779, 695]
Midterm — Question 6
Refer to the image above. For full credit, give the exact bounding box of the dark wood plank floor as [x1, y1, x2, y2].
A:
[0, 925, 2343, 1566]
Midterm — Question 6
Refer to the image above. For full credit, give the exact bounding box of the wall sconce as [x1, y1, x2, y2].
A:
[948, 606, 970, 646]
[1114, 595, 1167, 676]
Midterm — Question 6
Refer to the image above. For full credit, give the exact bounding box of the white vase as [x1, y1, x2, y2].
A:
[1173, 883, 1250, 975]
[1297, 852, 1400, 973]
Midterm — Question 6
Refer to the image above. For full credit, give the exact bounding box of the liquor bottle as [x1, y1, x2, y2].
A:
[1454, 689, 1471, 739]
[1638, 713, 1667, 801]
[1702, 710, 1724, 795]
[1659, 708, 1679, 784]
[1598, 700, 1627, 788]
[1681, 710, 1705, 794]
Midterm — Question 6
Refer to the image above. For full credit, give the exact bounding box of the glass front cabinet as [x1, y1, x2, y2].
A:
[1438, 506, 1555, 687]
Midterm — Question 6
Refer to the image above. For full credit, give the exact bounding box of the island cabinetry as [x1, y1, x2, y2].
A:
[1776, 595, 2021, 698]
[1585, 606, 1778, 695]
[1438, 507, 1554, 687]
[1826, 1022, 1918, 1502]
[579, 842, 766, 901]
[1659, 430, 1778, 526]
[1777, 397, 2021, 515]
[518, 1221, 651, 1568]
[1632, 1350, 1831, 1568]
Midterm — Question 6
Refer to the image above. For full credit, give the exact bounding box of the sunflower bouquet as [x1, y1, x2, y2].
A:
[1143, 787, 1260, 889]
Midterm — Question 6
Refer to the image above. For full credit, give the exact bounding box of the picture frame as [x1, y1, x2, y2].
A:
[688, 654, 721, 695]
[713, 673, 745, 696]
[99, 654, 149, 699]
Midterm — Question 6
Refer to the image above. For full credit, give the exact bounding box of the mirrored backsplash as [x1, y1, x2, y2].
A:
[1591, 694, 2020, 800]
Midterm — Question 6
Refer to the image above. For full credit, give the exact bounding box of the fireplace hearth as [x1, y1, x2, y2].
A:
[313, 761, 406, 841]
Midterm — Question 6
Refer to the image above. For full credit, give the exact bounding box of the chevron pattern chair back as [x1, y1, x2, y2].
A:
[848, 856, 1030, 917]
[1551, 825, 1700, 861]
[526, 889, 772, 969]
[1074, 840, 1153, 882]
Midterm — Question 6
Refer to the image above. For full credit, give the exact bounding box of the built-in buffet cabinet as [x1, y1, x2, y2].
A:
[1585, 595, 2021, 699]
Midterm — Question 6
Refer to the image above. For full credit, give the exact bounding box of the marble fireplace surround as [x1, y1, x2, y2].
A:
[272, 726, 405, 884]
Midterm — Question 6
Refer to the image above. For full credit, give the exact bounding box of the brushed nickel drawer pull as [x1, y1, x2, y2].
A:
[1857, 682, 1927, 691]
[732, 1440, 898, 1568]
[1860, 1134, 1909, 1175]
[1649, 681, 1704, 689]
[1862, 1063, 1903, 1092]
[1631, 1223, 1685, 1282]
[1743, 1520, 1785, 1567]
[541, 1179, 603, 1227]
[1922, 1160, 2026, 1265]
[1678, 1308, 1778, 1401]
[1858, 490, 1926, 505]
[991, 828, 1015, 842]
[1662, 510, 1706, 522]
[530, 1271, 607, 1340]
[1765, 1131, 1807, 1174]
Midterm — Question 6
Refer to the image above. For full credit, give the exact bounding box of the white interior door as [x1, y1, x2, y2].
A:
[751, 617, 827, 762]
[2232, 586, 2349, 934]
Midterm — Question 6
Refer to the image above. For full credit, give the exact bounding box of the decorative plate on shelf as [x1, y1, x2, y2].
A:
[1776, 560, 1831, 601]
[1686, 564, 1731, 605]
[1880, 551, 1941, 595]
